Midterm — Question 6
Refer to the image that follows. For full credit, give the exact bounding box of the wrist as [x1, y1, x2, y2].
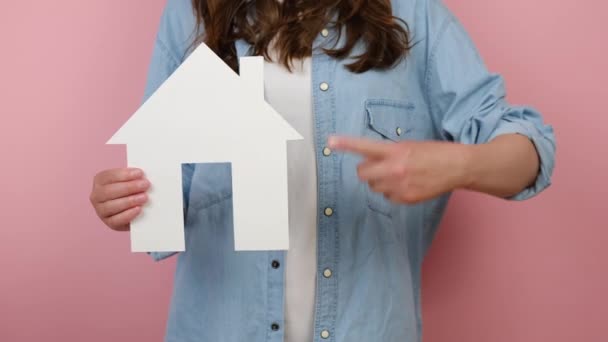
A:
[456, 143, 481, 190]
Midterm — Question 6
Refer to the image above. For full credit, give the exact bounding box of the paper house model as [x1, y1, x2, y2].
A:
[107, 43, 302, 252]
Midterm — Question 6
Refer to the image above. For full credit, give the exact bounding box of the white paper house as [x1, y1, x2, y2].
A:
[107, 43, 302, 252]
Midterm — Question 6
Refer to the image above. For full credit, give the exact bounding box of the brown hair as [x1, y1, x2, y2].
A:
[190, 0, 411, 73]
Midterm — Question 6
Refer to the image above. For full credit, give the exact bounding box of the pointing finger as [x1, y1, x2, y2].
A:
[328, 136, 391, 159]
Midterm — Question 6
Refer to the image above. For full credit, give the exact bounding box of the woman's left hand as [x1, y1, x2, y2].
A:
[328, 136, 471, 204]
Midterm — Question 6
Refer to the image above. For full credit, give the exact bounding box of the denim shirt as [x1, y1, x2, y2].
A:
[142, 0, 556, 341]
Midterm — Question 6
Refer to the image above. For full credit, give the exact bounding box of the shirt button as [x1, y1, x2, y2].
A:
[271, 260, 280, 269]
[319, 82, 329, 91]
[324, 207, 334, 217]
[322, 147, 332, 156]
[321, 330, 330, 339]
[271, 323, 280, 331]
[396, 127, 403, 136]
[321, 28, 329, 37]
[323, 268, 332, 278]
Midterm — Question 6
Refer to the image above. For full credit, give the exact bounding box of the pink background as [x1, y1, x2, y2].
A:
[1, 0, 606, 341]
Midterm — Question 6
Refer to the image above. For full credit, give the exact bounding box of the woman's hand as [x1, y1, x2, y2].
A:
[329, 136, 471, 204]
[89, 168, 150, 231]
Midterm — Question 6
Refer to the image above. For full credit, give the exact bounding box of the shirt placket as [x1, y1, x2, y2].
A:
[267, 251, 286, 341]
[311, 28, 339, 342]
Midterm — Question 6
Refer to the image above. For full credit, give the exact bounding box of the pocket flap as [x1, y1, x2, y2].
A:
[365, 99, 416, 142]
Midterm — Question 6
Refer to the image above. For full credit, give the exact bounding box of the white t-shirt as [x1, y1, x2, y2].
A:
[264, 55, 317, 342]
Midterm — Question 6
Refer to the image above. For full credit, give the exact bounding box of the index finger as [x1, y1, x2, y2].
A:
[96, 168, 144, 185]
[328, 136, 390, 159]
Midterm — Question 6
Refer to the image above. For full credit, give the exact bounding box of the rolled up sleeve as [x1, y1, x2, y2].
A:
[425, 2, 556, 200]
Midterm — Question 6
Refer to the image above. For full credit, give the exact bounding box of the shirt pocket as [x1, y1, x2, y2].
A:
[363, 99, 420, 217]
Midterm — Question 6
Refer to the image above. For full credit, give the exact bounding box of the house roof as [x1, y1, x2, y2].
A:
[108, 43, 302, 146]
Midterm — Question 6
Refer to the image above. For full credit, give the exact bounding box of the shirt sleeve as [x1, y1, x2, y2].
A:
[424, 2, 556, 200]
[142, 4, 196, 262]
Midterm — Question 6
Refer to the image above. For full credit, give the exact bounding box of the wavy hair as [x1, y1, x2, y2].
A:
[190, 0, 411, 73]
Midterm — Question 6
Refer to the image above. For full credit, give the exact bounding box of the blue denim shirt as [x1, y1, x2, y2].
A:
[142, 0, 556, 341]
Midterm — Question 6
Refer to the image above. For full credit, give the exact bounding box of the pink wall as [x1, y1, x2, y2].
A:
[0, 0, 606, 341]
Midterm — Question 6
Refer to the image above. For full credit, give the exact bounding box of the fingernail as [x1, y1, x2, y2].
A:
[130, 168, 143, 177]
[136, 193, 148, 203]
[138, 179, 150, 189]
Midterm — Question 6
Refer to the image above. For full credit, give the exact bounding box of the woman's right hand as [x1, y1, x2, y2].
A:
[89, 168, 150, 231]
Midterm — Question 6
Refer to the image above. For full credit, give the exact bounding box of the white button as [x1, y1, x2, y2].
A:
[323, 268, 332, 278]
[319, 82, 329, 91]
[321, 330, 330, 339]
[321, 28, 329, 37]
[324, 207, 334, 217]
[396, 127, 403, 136]
[322, 147, 332, 156]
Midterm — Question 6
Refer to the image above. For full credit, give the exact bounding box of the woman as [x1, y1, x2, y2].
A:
[90, 0, 556, 341]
